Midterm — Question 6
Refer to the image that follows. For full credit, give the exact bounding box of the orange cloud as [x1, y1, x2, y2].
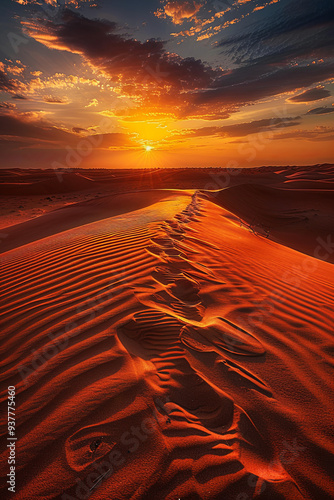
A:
[86, 98, 99, 107]
[160, 0, 203, 24]
[7, 66, 25, 75]
[28, 74, 100, 92]
[43, 95, 71, 104]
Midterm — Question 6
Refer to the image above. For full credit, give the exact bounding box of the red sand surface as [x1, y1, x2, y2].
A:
[0, 165, 334, 500]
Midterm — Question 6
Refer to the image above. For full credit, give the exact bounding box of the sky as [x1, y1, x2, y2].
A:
[0, 0, 333, 169]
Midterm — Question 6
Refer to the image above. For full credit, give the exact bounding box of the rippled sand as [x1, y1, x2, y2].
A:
[0, 166, 334, 499]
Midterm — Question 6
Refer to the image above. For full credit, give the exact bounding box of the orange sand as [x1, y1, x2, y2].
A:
[0, 166, 334, 500]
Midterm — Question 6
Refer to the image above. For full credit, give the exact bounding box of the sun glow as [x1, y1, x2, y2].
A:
[144, 145, 153, 152]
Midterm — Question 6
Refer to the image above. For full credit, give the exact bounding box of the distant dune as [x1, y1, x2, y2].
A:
[0, 166, 334, 500]
[210, 183, 334, 262]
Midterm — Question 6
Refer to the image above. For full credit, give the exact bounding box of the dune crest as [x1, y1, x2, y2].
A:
[0, 171, 334, 499]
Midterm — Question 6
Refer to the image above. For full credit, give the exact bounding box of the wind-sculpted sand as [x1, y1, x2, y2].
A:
[0, 166, 334, 499]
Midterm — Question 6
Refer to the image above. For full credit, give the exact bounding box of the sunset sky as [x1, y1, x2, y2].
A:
[0, 0, 333, 169]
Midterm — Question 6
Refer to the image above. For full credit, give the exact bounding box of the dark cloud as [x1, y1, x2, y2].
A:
[0, 102, 16, 109]
[24, 10, 218, 90]
[44, 96, 69, 104]
[0, 137, 40, 151]
[182, 116, 301, 138]
[218, 0, 334, 65]
[306, 107, 334, 115]
[11, 94, 28, 100]
[290, 88, 331, 102]
[18, 5, 334, 120]
[12, 0, 96, 5]
[0, 70, 18, 92]
[0, 112, 137, 149]
[0, 113, 76, 143]
[196, 62, 334, 106]
[22, 9, 227, 119]
[72, 127, 87, 133]
[273, 127, 334, 141]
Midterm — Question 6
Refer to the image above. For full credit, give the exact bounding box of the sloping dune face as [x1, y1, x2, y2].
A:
[0, 190, 334, 500]
[209, 183, 334, 262]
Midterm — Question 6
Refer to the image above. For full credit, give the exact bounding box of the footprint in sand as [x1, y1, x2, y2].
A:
[180, 317, 266, 357]
[65, 429, 116, 472]
[117, 309, 184, 359]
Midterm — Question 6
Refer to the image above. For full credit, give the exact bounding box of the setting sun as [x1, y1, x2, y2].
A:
[144, 145, 153, 152]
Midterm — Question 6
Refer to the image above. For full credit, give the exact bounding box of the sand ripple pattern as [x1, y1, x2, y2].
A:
[1, 191, 333, 499]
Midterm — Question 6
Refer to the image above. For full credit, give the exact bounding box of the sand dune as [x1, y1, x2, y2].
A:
[210, 183, 334, 262]
[0, 167, 334, 500]
[0, 173, 103, 196]
[0, 190, 192, 254]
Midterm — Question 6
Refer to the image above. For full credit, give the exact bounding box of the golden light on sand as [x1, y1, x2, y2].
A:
[2, 166, 334, 500]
